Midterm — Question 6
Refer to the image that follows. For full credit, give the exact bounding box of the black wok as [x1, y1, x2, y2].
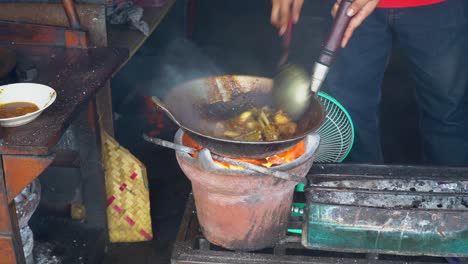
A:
[152, 75, 325, 158]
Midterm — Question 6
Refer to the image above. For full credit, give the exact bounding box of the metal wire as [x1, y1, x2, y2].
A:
[314, 91, 354, 163]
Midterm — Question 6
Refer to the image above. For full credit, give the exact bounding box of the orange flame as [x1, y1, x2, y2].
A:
[182, 134, 305, 170]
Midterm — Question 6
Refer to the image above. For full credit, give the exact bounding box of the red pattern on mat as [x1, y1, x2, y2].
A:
[107, 196, 115, 206]
[107, 171, 153, 240]
[139, 229, 153, 240]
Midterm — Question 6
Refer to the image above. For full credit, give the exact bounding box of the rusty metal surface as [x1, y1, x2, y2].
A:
[0, 160, 26, 264]
[0, 20, 88, 48]
[0, 237, 16, 264]
[0, 45, 127, 155]
[0, 3, 107, 46]
[3, 154, 55, 202]
[174, 130, 317, 251]
[303, 164, 468, 257]
[0, 171, 12, 234]
[308, 163, 468, 180]
[61, 0, 82, 30]
[157, 75, 326, 159]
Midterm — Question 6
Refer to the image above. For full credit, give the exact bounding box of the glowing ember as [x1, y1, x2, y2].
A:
[143, 96, 176, 137]
[182, 134, 305, 170]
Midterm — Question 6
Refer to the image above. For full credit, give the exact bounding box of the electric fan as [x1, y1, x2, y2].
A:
[289, 91, 354, 234]
[315, 91, 355, 163]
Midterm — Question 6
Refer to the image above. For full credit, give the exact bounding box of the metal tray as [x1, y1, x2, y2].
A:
[302, 164, 468, 257]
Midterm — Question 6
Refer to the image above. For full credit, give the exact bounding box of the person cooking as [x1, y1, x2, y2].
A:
[270, 0, 468, 165]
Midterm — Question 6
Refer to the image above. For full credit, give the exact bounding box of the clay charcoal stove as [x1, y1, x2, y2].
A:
[143, 126, 468, 261]
[173, 129, 320, 251]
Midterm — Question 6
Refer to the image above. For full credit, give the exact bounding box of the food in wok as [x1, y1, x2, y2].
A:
[214, 106, 297, 142]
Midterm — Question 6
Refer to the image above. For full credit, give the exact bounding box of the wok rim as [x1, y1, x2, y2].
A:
[165, 74, 327, 145]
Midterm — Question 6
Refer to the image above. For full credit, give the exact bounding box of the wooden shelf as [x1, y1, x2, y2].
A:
[107, 0, 176, 69]
[0, 45, 127, 155]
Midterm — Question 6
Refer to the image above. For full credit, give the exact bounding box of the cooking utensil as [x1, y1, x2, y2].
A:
[278, 14, 294, 68]
[151, 75, 325, 159]
[61, 0, 89, 47]
[273, 0, 355, 120]
[142, 134, 306, 184]
[62, 0, 83, 30]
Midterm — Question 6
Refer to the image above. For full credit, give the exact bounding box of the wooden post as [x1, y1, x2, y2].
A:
[0, 157, 26, 264]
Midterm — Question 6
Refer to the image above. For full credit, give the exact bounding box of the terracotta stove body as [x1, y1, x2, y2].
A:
[174, 129, 319, 251]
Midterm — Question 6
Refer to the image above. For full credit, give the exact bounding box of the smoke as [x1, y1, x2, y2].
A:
[142, 36, 226, 98]
[112, 34, 227, 114]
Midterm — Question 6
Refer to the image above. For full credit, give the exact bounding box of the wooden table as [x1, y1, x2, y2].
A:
[0, 45, 127, 264]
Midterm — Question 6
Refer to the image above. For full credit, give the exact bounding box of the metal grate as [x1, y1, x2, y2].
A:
[171, 194, 458, 264]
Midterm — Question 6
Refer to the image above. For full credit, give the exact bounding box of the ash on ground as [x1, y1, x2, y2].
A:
[34, 242, 62, 264]
[311, 191, 468, 210]
[319, 179, 467, 193]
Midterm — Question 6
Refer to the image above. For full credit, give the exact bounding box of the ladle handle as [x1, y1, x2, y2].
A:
[142, 134, 306, 184]
[317, 0, 354, 66]
[62, 0, 82, 30]
[151, 96, 182, 127]
[278, 14, 294, 68]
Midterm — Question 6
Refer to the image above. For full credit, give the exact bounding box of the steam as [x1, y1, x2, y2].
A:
[144, 37, 226, 98]
[110, 36, 228, 136]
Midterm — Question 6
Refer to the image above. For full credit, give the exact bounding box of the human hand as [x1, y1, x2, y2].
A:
[331, 0, 381, 47]
[271, 0, 304, 36]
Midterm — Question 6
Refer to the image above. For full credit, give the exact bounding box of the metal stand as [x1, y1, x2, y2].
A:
[172, 193, 459, 264]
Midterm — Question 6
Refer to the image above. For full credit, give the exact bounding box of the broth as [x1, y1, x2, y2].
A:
[0, 102, 39, 118]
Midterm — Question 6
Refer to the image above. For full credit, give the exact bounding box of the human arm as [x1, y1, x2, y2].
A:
[270, 0, 381, 47]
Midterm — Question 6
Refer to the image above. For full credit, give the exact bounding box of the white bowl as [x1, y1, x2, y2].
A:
[0, 83, 57, 127]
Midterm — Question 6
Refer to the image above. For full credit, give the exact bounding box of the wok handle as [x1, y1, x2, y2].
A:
[151, 96, 182, 127]
[62, 0, 82, 30]
[142, 134, 306, 184]
[317, 0, 354, 66]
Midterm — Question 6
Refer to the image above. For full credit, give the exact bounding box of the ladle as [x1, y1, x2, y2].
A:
[143, 134, 307, 184]
[273, 0, 354, 120]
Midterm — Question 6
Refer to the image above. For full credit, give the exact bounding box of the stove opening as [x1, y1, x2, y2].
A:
[181, 133, 305, 169]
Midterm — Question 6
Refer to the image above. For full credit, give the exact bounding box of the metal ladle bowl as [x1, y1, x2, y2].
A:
[273, 0, 357, 120]
[273, 64, 312, 120]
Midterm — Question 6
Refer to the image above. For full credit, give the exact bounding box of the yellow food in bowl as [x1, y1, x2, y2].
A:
[0, 102, 39, 119]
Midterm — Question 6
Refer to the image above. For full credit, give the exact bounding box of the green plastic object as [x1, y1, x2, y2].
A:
[288, 202, 305, 235]
[288, 91, 354, 234]
[314, 91, 354, 163]
[302, 204, 468, 257]
[301, 164, 468, 256]
[297, 91, 354, 191]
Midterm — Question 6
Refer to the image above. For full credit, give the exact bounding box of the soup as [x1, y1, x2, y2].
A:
[0, 102, 39, 118]
[215, 106, 297, 142]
